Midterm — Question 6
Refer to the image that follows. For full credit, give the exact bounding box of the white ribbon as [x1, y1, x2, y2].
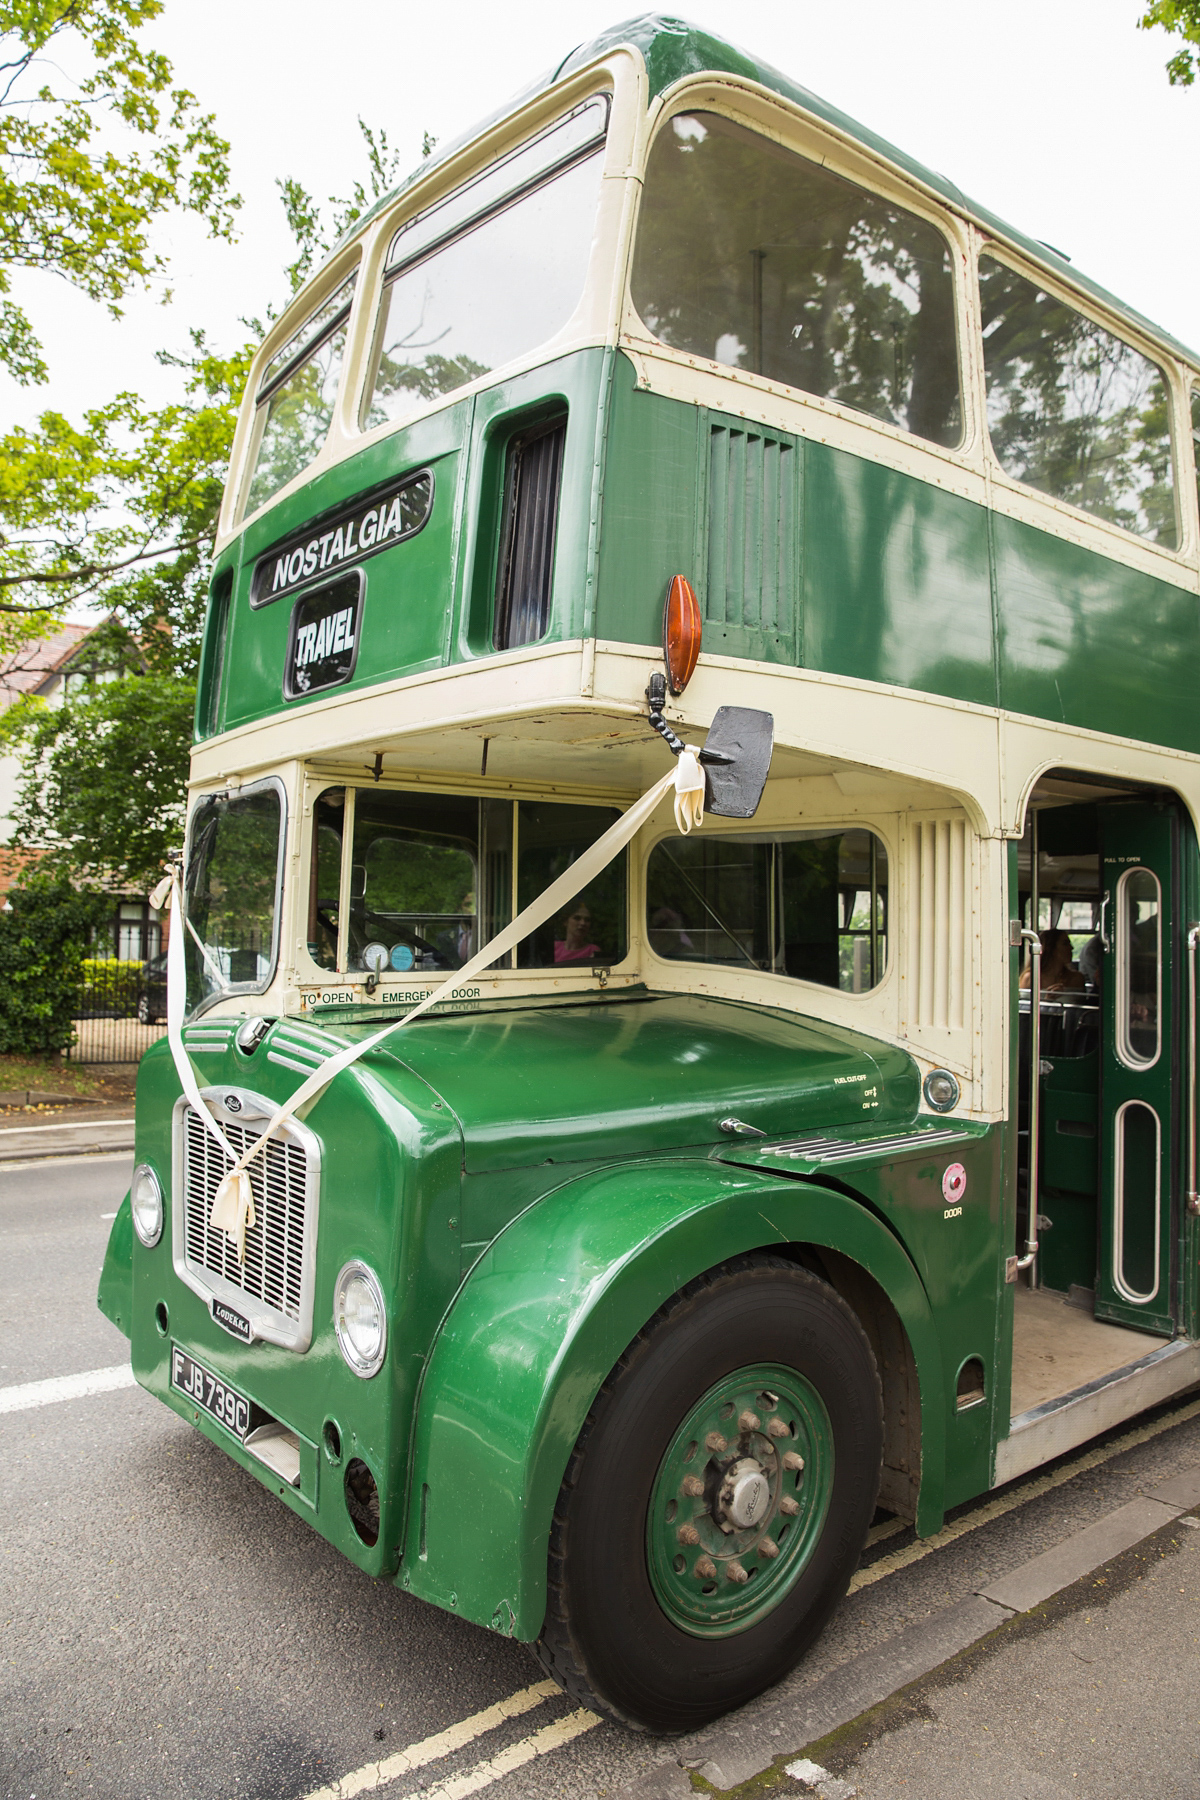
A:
[673, 746, 705, 834]
[160, 750, 706, 1259]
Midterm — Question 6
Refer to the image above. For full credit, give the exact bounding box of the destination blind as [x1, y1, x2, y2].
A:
[251, 469, 433, 606]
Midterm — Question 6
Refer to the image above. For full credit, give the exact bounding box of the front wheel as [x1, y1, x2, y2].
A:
[534, 1257, 883, 1733]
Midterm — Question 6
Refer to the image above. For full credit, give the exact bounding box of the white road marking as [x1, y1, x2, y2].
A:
[0, 1117, 134, 1135]
[0, 1363, 136, 1414]
[0, 1150, 134, 1172]
[301, 1682, 597, 1800]
[851, 1392, 1200, 1592]
[100, 1211, 117, 1219]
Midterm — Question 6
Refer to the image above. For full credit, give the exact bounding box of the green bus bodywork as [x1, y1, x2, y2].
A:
[101, 992, 1001, 1632]
[100, 12, 1200, 1722]
[201, 343, 1200, 754]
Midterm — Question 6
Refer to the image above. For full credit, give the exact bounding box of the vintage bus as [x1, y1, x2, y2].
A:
[99, 12, 1200, 1734]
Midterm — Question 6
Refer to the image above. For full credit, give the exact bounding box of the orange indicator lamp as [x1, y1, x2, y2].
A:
[663, 575, 702, 695]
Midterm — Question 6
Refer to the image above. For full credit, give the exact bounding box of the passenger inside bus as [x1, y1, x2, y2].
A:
[1019, 927, 1085, 992]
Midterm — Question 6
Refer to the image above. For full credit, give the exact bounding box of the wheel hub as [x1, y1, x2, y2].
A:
[645, 1362, 833, 1638]
[718, 1458, 770, 1531]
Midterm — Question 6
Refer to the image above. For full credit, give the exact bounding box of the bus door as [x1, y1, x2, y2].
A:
[1095, 804, 1178, 1336]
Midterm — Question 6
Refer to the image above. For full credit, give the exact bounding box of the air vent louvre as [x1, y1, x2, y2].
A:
[494, 415, 566, 651]
[706, 424, 797, 643]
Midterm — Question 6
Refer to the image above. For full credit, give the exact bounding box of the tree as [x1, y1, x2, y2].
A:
[1139, 1, 1200, 84]
[1, 116, 418, 889]
[5, 671, 193, 887]
[0, 1, 237, 389]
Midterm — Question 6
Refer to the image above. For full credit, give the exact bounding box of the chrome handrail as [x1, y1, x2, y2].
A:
[1014, 924, 1042, 1276]
[1188, 924, 1200, 1218]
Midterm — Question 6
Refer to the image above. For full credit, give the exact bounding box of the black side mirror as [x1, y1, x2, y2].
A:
[700, 707, 774, 818]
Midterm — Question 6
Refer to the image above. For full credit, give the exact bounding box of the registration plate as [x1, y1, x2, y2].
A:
[171, 1346, 252, 1440]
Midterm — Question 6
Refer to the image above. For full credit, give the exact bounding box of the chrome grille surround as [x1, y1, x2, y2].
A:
[171, 1087, 321, 1351]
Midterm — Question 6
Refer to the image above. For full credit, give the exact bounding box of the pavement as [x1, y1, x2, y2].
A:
[2, 1151, 1199, 1800]
[0, 1079, 136, 1160]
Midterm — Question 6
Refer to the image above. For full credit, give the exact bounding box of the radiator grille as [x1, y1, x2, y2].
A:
[183, 1107, 308, 1321]
[493, 415, 566, 650]
[706, 424, 797, 640]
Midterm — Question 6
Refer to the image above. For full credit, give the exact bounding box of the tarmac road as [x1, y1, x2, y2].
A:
[2, 1152, 1198, 1800]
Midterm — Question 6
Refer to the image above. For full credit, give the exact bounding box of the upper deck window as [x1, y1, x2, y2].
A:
[1192, 389, 1200, 522]
[244, 273, 357, 519]
[630, 112, 962, 449]
[980, 258, 1177, 546]
[363, 98, 609, 428]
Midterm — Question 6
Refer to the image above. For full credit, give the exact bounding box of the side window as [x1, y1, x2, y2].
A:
[243, 273, 356, 518]
[1116, 865, 1161, 1067]
[979, 257, 1176, 546]
[1192, 389, 1200, 526]
[646, 828, 888, 993]
[630, 112, 962, 448]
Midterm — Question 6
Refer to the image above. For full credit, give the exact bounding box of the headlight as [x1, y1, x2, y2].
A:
[334, 1261, 387, 1378]
[923, 1068, 961, 1113]
[130, 1163, 164, 1247]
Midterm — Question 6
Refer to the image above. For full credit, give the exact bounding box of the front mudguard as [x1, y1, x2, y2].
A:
[97, 1191, 133, 1339]
[401, 1158, 944, 1639]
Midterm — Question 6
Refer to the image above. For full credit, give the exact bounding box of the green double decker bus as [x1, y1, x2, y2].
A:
[99, 13, 1200, 1733]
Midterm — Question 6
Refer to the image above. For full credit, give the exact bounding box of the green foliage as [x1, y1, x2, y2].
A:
[0, 328, 254, 664]
[10, 673, 194, 886]
[279, 118, 405, 296]
[1140, 1, 1200, 84]
[0, 1, 238, 387]
[0, 870, 109, 1055]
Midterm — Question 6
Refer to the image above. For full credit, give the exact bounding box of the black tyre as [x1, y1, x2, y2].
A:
[534, 1256, 882, 1733]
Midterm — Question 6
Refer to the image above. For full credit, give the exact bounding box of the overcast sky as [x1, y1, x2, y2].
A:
[1, 0, 1196, 432]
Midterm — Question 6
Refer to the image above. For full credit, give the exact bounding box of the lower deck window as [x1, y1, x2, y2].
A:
[646, 827, 888, 992]
[310, 787, 627, 975]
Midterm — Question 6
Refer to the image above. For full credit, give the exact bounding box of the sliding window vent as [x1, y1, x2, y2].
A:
[493, 414, 566, 651]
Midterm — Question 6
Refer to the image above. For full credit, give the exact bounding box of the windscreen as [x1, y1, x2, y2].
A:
[184, 784, 284, 1013]
[311, 786, 627, 975]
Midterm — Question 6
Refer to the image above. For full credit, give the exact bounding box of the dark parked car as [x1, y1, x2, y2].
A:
[137, 952, 168, 1024]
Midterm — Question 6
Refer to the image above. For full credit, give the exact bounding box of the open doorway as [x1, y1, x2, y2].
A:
[1011, 769, 1190, 1420]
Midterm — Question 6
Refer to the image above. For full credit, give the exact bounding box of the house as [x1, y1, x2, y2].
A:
[0, 623, 163, 960]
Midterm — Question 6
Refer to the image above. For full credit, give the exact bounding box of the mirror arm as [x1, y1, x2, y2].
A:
[646, 672, 686, 757]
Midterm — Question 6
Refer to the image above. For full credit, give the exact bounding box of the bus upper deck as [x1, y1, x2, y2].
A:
[196, 12, 1200, 799]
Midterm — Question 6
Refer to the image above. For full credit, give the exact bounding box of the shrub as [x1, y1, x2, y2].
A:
[0, 873, 110, 1055]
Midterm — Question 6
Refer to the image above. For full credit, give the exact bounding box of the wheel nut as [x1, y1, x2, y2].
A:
[779, 1495, 800, 1515]
[705, 1431, 727, 1453]
[725, 1559, 749, 1583]
[681, 1475, 705, 1498]
[738, 1410, 760, 1434]
[677, 1523, 700, 1546]
[767, 1417, 789, 1438]
[760, 1536, 779, 1559]
[782, 1451, 805, 1472]
[695, 1556, 716, 1580]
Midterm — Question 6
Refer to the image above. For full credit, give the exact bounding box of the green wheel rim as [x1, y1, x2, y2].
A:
[646, 1362, 834, 1638]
